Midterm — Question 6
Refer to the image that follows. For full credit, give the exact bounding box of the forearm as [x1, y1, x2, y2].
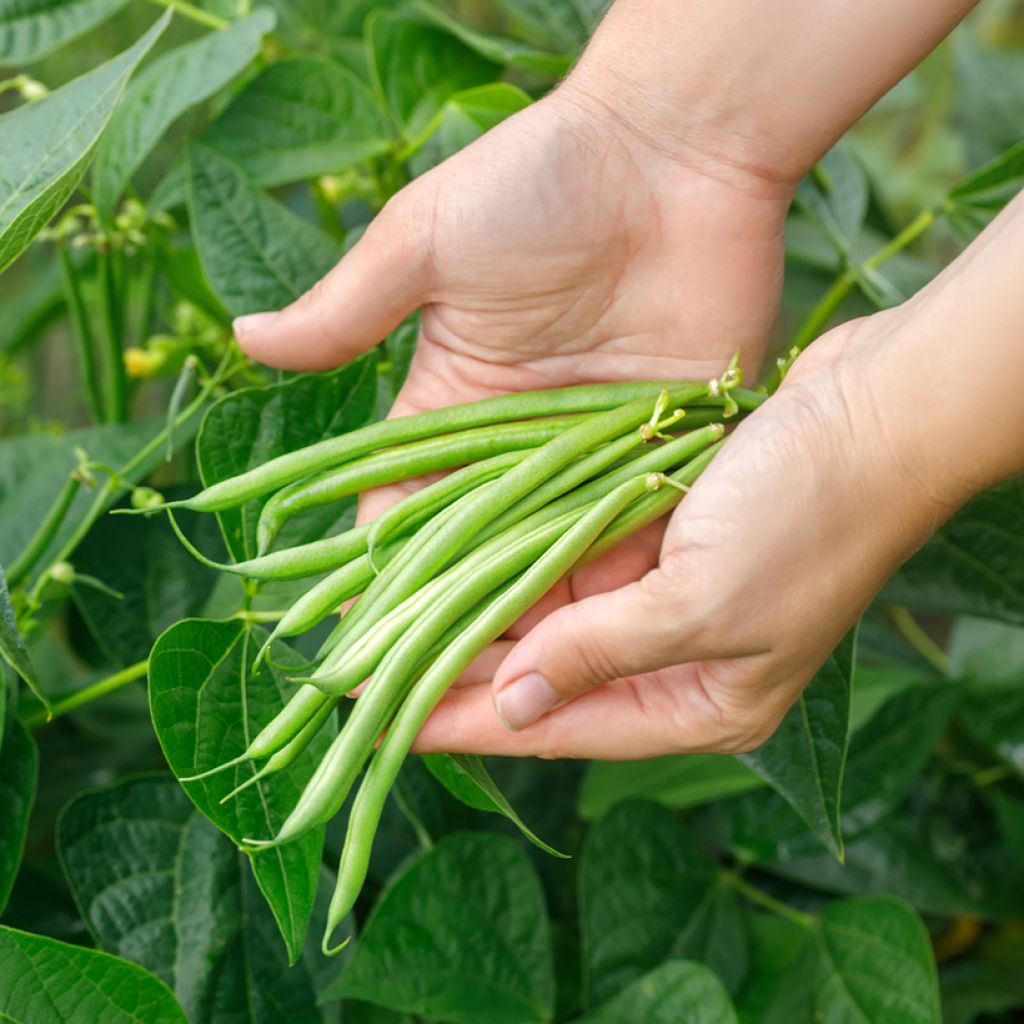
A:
[565, 0, 978, 185]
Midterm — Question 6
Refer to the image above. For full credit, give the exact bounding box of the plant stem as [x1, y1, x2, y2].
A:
[59, 245, 103, 422]
[145, 0, 230, 29]
[886, 605, 952, 677]
[721, 870, 815, 928]
[777, 207, 940, 388]
[24, 352, 239, 608]
[23, 660, 148, 729]
[5, 473, 81, 588]
[97, 246, 128, 423]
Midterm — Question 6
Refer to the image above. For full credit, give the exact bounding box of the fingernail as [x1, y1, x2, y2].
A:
[233, 311, 280, 337]
[496, 672, 558, 731]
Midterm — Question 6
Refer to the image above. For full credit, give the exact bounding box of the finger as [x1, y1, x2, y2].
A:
[412, 664, 732, 759]
[452, 640, 516, 688]
[233, 202, 429, 371]
[490, 566, 716, 733]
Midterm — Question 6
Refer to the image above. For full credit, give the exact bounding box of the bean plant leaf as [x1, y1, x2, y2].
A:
[493, 0, 606, 53]
[148, 618, 337, 964]
[578, 961, 738, 1024]
[796, 144, 869, 257]
[333, 833, 555, 1024]
[0, 564, 50, 714]
[734, 915, 812, 1024]
[578, 754, 763, 822]
[721, 683, 960, 865]
[884, 480, 1024, 624]
[0, 924, 186, 1023]
[580, 801, 747, 1006]
[948, 139, 1024, 211]
[0, 721, 37, 914]
[0, 10, 169, 274]
[57, 774, 344, 1023]
[812, 898, 940, 1023]
[408, 83, 532, 175]
[149, 56, 392, 211]
[422, 753, 566, 857]
[195, 360, 377, 563]
[412, 2, 571, 76]
[188, 144, 342, 317]
[92, 8, 276, 218]
[365, 8, 496, 140]
[71, 499, 225, 665]
[0, 0, 131, 66]
[739, 628, 857, 859]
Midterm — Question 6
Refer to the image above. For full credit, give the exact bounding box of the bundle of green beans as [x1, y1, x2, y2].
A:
[162, 362, 761, 954]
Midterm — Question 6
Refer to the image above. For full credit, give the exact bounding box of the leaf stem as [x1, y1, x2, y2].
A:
[5, 473, 81, 588]
[97, 246, 128, 423]
[145, 0, 230, 29]
[721, 870, 815, 928]
[772, 207, 939, 391]
[22, 659, 148, 729]
[885, 605, 951, 677]
[59, 245, 103, 422]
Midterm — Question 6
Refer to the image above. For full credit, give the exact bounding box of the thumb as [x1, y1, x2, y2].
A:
[233, 201, 430, 371]
[492, 571, 699, 731]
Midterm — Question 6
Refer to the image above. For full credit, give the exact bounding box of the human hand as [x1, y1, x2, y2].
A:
[409, 308, 989, 759]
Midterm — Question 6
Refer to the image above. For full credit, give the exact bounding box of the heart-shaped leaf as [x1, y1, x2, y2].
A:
[148, 618, 337, 964]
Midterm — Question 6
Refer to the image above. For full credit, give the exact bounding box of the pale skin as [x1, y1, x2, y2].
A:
[235, 0, 1024, 759]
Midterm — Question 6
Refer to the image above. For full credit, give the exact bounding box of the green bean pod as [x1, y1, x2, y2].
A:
[320, 473, 667, 951]
[256, 414, 588, 554]
[176, 380, 704, 512]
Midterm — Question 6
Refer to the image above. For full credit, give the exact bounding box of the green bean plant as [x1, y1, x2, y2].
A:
[1, 1, 1024, 1022]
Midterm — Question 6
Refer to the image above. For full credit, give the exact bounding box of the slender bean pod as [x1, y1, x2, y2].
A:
[320, 474, 668, 950]
[176, 381, 698, 512]
[256, 415, 588, 553]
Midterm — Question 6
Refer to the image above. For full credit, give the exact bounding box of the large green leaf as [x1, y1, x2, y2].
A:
[578, 754, 763, 822]
[195, 360, 377, 563]
[0, 0, 130, 66]
[958, 686, 1024, 778]
[148, 618, 336, 964]
[422, 753, 565, 857]
[580, 801, 747, 1007]
[188, 143, 342, 316]
[812, 898, 939, 1023]
[795, 144, 869, 258]
[0, 565, 48, 713]
[412, 1, 571, 76]
[578, 961, 738, 1024]
[0, 924, 186, 1023]
[92, 8, 276, 218]
[948, 140, 1024, 212]
[408, 82, 532, 175]
[57, 774, 343, 1023]
[722, 683, 961, 863]
[365, 9, 496, 140]
[734, 915, 812, 1024]
[149, 56, 391, 211]
[333, 833, 555, 1024]
[493, 0, 605, 53]
[884, 481, 1024, 625]
[0, 721, 37, 914]
[71, 497, 225, 664]
[0, 10, 169, 273]
[739, 629, 857, 859]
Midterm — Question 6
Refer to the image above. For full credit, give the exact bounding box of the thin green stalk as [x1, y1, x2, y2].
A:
[23, 660, 148, 729]
[25, 352, 239, 608]
[722, 871, 815, 928]
[97, 246, 128, 423]
[59, 245, 103, 422]
[145, 0, 230, 29]
[886, 606, 952, 677]
[6, 473, 81, 588]
[781, 207, 939, 385]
